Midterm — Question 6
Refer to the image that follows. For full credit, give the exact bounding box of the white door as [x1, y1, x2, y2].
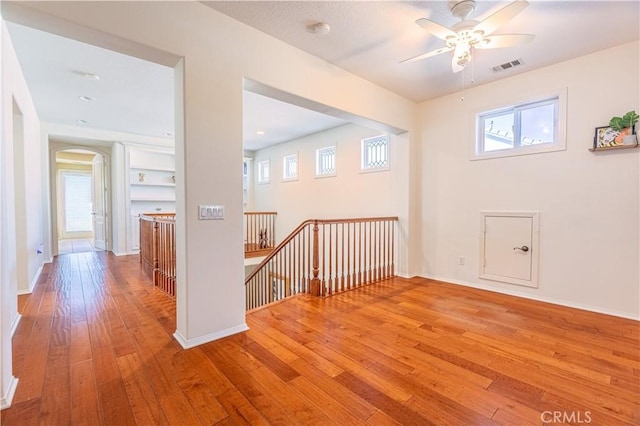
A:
[480, 212, 539, 287]
[92, 155, 107, 250]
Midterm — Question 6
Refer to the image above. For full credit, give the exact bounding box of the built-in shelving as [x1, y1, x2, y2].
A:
[127, 147, 176, 253]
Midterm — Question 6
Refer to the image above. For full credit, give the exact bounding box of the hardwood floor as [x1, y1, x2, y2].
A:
[2, 252, 638, 425]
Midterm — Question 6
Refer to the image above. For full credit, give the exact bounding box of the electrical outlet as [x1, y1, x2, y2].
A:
[458, 256, 465, 266]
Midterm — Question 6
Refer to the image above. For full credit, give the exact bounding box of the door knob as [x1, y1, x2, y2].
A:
[513, 245, 529, 252]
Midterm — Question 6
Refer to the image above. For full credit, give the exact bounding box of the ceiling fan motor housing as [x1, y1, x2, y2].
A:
[450, 0, 476, 20]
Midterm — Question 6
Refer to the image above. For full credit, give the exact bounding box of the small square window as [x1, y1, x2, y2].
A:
[283, 153, 298, 181]
[361, 135, 389, 171]
[257, 159, 270, 184]
[315, 146, 336, 178]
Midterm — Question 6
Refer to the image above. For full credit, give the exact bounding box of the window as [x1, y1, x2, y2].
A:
[315, 146, 336, 177]
[475, 92, 566, 159]
[282, 153, 298, 181]
[361, 135, 389, 171]
[62, 171, 93, 233]
[257, 159, 270, 184]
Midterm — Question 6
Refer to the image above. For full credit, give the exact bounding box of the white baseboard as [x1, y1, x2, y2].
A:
[17, 263, 44, 296]
[173, 323, 250, 349]
[421, 274, 640, 321]
[0, 376, 18, 410]
[10, 313, 22, 337]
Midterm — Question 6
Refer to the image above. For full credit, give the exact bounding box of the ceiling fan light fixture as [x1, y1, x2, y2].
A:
[453, 42, 471, 72]
[403, 0, 534, 74]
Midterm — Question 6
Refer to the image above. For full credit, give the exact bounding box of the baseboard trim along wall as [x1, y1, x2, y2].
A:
[10, 314, 22, 337]
[0, 376, 19, 410]
[173, 323, 250, 349]
[18, 263, 44, 295]
[421, 274, 639, 321]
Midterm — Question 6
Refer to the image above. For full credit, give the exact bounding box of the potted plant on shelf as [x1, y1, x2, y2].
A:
[609, 110, 638, 146]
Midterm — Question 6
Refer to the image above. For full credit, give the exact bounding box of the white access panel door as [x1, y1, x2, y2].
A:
[480, 211, 539, 288]
[92, 155, 107, 251]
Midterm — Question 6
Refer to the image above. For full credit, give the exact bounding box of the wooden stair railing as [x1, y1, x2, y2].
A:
[244, 212, 277, 257]
[139, 213, 176, 297]
[245, 217, 398, 311]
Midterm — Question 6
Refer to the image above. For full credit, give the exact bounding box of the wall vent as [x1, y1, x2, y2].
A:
[492, 58, 524, 73]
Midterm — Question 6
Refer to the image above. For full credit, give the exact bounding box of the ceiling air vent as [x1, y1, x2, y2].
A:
[492, 58, 524, 73]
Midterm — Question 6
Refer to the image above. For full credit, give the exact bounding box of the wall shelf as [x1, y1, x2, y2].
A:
[131, 182, 175, 187]
[130, 198, 176, 202]
[130, 165, 175, 172]
[589, 143, 638, 152]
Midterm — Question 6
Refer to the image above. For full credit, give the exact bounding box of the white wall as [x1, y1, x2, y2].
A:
[420, 41, 640, 319]
[1, 19, 43, 408]
[7, 1, 418, 348]
[253, 125, 393, 235]
[252, 124, 412, 276]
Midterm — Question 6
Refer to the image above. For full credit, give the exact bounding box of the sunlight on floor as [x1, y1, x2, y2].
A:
[58, 238, 99, 254]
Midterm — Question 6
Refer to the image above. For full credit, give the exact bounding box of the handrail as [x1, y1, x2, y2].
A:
[245, 216, 398, 283]
[245, 216, 398, 310]
[245, 219, 314, 283]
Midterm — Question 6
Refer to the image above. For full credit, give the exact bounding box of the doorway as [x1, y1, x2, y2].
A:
[53, 148, 110, 255]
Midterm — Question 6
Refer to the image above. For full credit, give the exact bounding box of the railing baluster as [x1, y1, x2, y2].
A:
[244, 217, 398, 310]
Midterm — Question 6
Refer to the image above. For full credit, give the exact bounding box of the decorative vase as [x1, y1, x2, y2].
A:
[614, 127, 632, 145]
[622, 124, 637, 146]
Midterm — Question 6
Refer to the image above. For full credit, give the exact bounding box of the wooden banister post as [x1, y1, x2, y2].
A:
[310, 221, 321, 296]
[153, 219, 160, 287]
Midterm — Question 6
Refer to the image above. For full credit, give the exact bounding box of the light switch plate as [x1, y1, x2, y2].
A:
[198, 204, 224, 220]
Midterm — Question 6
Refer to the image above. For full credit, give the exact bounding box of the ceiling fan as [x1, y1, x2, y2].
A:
[401, 0, 535, 73]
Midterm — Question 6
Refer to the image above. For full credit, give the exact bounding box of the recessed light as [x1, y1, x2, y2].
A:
[77, 119, 88, 124]
[79, 95, 96, 102]
[162, 132, 173, 137]
[83, 73, 100, 81]
[256, 130, 265, 135]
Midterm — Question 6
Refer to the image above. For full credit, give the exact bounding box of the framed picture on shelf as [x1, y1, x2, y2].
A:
[594, 126, 621, 149]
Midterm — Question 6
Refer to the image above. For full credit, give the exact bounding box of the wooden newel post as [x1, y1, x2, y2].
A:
[310, 221, 321, 296]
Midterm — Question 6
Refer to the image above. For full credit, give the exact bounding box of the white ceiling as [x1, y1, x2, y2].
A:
[6, 22, 176, 141]
[5, 1, 640, 150]
[205, 1, 639, 102]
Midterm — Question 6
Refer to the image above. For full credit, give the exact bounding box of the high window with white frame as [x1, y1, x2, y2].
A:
[257, 159, 270, 184]
[475, 91, 566, 160]
[361, 135, 389, 171]
[315, 146, 336, 177]
[282, 153, 298, 181]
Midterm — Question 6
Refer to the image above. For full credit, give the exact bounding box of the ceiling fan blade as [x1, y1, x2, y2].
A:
[400, 46, 454, 64]
[475, 34, 535, 49]
[474, 0, 530, 36]
[415, 18, 457, 40]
